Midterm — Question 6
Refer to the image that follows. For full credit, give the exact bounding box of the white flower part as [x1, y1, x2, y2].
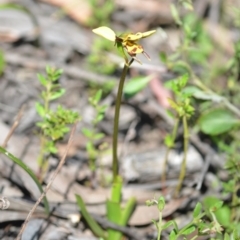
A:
[92, 26, 116, 42]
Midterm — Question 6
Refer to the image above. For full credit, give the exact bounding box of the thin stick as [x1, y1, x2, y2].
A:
[2, 105, 25, 148]
[16, 122, 78, 240]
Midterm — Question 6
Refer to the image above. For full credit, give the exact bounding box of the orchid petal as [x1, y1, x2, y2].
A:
[92, 26, 116, 42]
[141, 30, 156, 38]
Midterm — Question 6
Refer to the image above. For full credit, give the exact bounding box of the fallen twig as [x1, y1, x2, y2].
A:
[2, 105, 25, 148]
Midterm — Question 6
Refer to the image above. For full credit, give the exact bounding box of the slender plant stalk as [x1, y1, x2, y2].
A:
[38, 80, 52, 181]
[175, 115, 189, 197]
[161, 117, 180, 188]
[157, 210, 163, 240]
[112, 59, 133, 181]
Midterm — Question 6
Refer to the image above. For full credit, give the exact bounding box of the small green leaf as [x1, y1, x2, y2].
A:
[54, 68, 63, 76]
[37, 73, 47, 86]
[86, 141, 95, 154]
[198, 109, 239, 135]
[193, 202, 202, 218]
[169, 229, 177, 240]
[93, 133, 105, 140]
[49, 89, 65, 100]
[123, 76, 151, 99]
[178, 74, 189, 89]
[170, 4, 182, 25]
[157, 196, 165, 211]
[210, 201, 223, 212]
[162, 220, 175, 230]
[82, 128, 94, 138]
[180, 225, 196, 235]
[35, 102, 45, 117]
[164, 134, 174, 148]
[46, 65, 52, 75]
[95, 113, 104, 123]
[203, 196, 231, 227]
[160, 52, 168, 63]
[164, 74, 189, 93]
[93, 90, 102, 104]
[182, 86, 201, 96]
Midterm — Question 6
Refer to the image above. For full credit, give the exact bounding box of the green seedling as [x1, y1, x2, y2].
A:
[162, 74, 194, 196]
[147, 197, 226, 240]
[82, 89, 107, 174]
[35, 66, 80, 181]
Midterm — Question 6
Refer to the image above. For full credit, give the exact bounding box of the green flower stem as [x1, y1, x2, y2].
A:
[157, 210, 163, 240]
[112, 59, 133, 181]
[175, 115, 189, 197]
[162, 117, 180, 187]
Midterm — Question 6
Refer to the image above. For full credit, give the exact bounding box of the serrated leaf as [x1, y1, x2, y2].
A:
[123, 76, 151, 99]
[198, 109, 239, 135]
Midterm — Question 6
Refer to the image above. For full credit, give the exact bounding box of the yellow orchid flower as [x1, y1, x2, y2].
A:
[92, 26, 156, 64]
